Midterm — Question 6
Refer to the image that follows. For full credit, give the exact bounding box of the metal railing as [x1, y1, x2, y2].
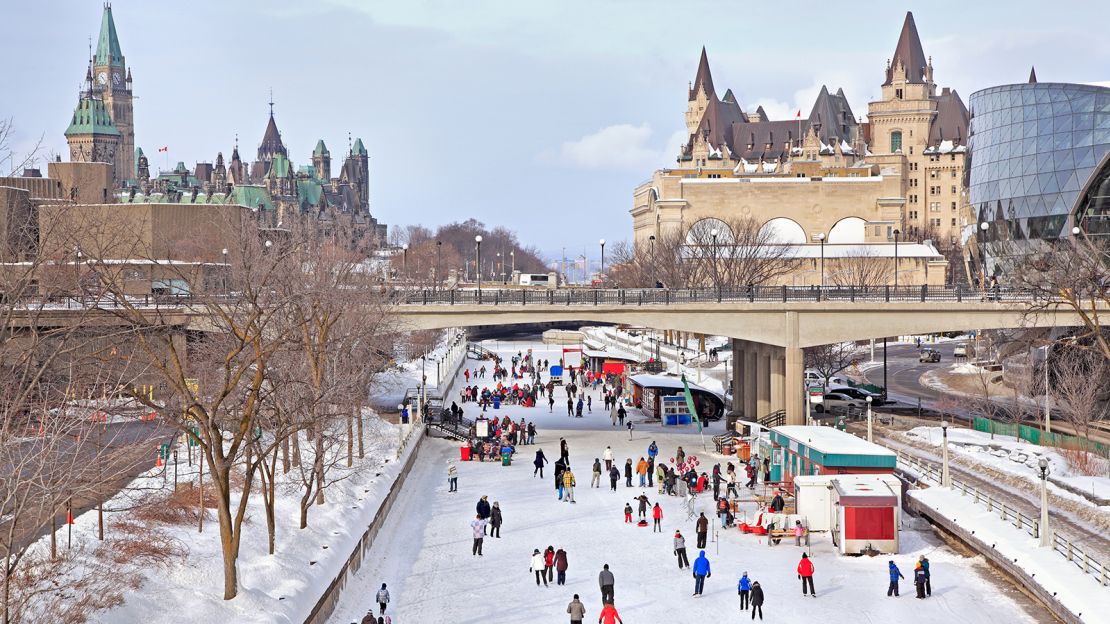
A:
[897, 450, 1109, 586]
[398, 285, 1039, 306]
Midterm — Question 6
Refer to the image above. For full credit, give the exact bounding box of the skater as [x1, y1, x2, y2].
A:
[471, 514, 486, 556]
[592, 458, 602, 488]
[544, 545, 556, 584]
[567, 396, 574, 416]
[696, 512, 709, 549]
[797, 553, 815, 596]
[769, 491, 785, 513]
[555, 458, 567, 500]
[576, 396, 584, 417]
[623, 459, 633, 488]
[635, 493, 650, 519]
[560, 437, 570, 462]
[914, 561, 928, 599]
[598, 564, 615, 605]
[617, 404, 627, 426]
[598, 602, 623, 624]
[376, 583, 390, 615]
[528, 421, 537, 444]
[692, 550, 711, 596]
[531, 548, 548, 586]
[718, 497, 730, 528]
[603, 446, 614, 473]
[646, 455, 655, 488]
[490, 502, 503, 538]
[447, 460, 458, 492]
[656, 463, 667, 494]
[534, 448, 548, 478]
[636, 457, 648, 487]
[887, 560, 903, 596]
[549, 394, 555, 412]
[712, 464, 722, 500]
[587, 395, 592, 413]
[652, 502, 663, 532]
[623, 503, 633, 523]
[673, 530, 690, 568]
[919, 555, 931, 596]
[793, 520, 806, 546]
[609, 465, 620, 491]
[647, 440, 659, 462]
[555, 547, 569, 585]
[750, 581, 764, 620]
[567, 594, 586, 624]
[738, 572, 751, 610]
[476, 496, 491, 534]
[676, 446, 686, 466]
[563, 466, 577, 503]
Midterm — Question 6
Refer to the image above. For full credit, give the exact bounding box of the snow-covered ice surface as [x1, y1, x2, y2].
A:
[327, 339, 1043, 624]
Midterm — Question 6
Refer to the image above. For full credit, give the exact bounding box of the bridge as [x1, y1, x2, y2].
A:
[395, 286, 1087, 427]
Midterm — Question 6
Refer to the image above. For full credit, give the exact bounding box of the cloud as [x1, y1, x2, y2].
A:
[554, 123, 685, 171]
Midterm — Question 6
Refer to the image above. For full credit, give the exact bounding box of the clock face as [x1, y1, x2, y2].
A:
[97, 71, 107, 85]
[112, 72, 121, 85]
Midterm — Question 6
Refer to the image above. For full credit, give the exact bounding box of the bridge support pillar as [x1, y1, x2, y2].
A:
[770, 351, 785, 415]
[756, 347, 771, 419]
[726, 338, 746, 430]
[784, 311, 804, 426]
[743, 345, 758, 425]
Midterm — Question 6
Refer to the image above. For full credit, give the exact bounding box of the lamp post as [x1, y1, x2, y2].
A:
[475, 235, 483, 294]
[649, 234, 657, 287]
[710, 228, 719, 292]
[221, 248, 228, 292]
[1038, 457, 1051, 547]
[510, 250, 515, 282]
[866, 395, 873, 443]
[978, 222, 990, 291]
[941, 419, 952, 488]
[435, 240, 442, 291]
[1042, 344, 1052, 434]
[402, 244, 409, 280]
[892, 229, 901, 291]
[816, 232, 826, 290]
[599, 239, 606, 282]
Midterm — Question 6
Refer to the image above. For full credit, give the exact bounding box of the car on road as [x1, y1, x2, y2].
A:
[953, 345, 968, 359]
[813, 392, 865, 413]
[828, 386, 884, 406]
[918, 348, 941, 363]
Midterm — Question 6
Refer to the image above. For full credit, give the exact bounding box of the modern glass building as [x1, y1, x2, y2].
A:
[968, 81, 1110, 274]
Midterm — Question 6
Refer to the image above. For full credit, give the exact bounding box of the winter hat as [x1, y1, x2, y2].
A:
[381, 583, 387, 589]
[534, 548, 540, 553]
[802, 553, 809, 559]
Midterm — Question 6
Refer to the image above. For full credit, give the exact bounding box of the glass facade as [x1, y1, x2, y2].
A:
[968, 82, 1110, 270]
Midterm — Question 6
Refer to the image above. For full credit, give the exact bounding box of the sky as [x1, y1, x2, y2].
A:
[3, 0, 1109, 262]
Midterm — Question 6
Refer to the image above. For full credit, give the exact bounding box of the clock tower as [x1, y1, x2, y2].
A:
[91, 3, 133, 186]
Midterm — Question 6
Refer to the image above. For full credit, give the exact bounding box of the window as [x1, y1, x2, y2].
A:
[951, 218, 957, 226]
[951, 171, 957, 178]
[895, 88, 903, 100]
[951, 201, 957, 211]
[890, 131, 902, 153]
[930, 202, 940, 212]
[951, 185, 957, 194]
[929, 170, 938, 179]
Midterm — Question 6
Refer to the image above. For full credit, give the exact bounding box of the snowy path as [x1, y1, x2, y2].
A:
[328, 339, 1045, 623]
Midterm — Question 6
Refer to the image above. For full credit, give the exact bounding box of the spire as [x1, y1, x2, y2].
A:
[313, 139, 329, 156]
[94, 3, 124, 68]
[258, 100, 286, 161]
[688, 47, 716, 102]
[722, 89, 736, 104]
[1029, 66, 1038, 83]
[351, 138, 367, 157]
[884, 12, 928, 85]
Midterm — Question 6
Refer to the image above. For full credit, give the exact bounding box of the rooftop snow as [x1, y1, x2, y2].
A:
[773, 425, 897, 457]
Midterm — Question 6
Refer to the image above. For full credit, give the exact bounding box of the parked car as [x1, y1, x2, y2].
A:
[813, 392, 864, 413]
[829, 386, 884, 406]
[919, 348, 941, 363]
[953, 345, 968, 359]
[803, 370, 849, 387]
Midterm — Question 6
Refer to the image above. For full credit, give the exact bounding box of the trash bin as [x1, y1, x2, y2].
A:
[501, 448, 512, 466]
[738, 443, 751, 462]
[493, 397, 501, 409]
[460, 446, 471, 461]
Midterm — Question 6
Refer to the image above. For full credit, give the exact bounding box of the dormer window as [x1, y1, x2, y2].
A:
[895, 88, 903, 99]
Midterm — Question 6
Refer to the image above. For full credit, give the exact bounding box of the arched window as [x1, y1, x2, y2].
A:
[890, 131, 903, 153]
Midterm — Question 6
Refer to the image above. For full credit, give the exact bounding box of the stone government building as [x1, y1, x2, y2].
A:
[633, 12, 971, 286]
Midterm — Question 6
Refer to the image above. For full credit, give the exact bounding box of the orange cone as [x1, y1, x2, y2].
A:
[66, 510, 74, 524]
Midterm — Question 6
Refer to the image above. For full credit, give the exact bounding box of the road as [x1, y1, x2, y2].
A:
[863, 340, 971, 410]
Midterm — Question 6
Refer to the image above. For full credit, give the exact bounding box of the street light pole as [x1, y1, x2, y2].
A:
[435, 240, 442, 291]
[1042, 344, 1052, 434]
[893, 229, 901, 291]
[475, 235, 483, 295]
[649, 235, 656, 287]
[402, 244, 408, 281]
[710, 229, 719, 294]
[599, 239, 606, 282]
[941, 420, 952, 488]
[817, 232, 826, 291]
[866, 396, 873, 443]
[1038, 457, 1051, 547]
[510, 250, 515, 282]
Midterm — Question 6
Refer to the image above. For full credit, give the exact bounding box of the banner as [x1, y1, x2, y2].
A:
[681, 375, 701, 433]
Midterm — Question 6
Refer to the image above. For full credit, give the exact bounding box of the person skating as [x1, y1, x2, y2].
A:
[609, 465, 620, 491]
[919, 555, 931, 596]
[673, 530, 690, 568]
[591, 458, 602, 488]
[797, 552, 815, 596]
[636, 457, 648, 487]
[544, 545, 556, 584]
[737, 572, 751, 610]
[712, 464, 722, 500]
[598, 602, 623, 624]
[914, 561, 928, 599]
[567, 396, 574, 416]
[887, 560, 904, 596]
[652, 502, 663, 532]
[534, 448, 548, 478]
[375, 583, 390, 615]
[695, 512, 709, 549]
[447, 460, 458, 493]
[563, 466, 577, 503]
[471, 514, 487, 556]
[490, 502, 503, 538]
[646, 455, 655, 488]
[624, 459, 633, 488]
[692, 550, 711, 596]
[634, 493, 650, 520]
[576, 396, 584, 417]
[587, 395, 592, 413]
[598, 564, 615, 605]
[603, 446, 614, 473]
[647, 440, 659, 462]
[359, 611, 375, 624]
[567, 594, 586, 624]
[617, 404, 627, 427]
[560, 437, 570, 462]
[655, 463, 667, 494]
[555, 547, 569, 585]
[476, 496, 491, 534]
[623, 503, 633, 523]
[750, 581, 764, 620]
[549, 394, 555, 412]
[531, 548, 548, 586]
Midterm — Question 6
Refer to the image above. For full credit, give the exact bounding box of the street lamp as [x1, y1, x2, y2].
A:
[892, 229, 901, 291]
[940, 419, 952, 488]
[510, 250, 515, 282]
[816, 232, 826, 290]
[475, 235, 483, 294]
[221, 248, 229, 292]
[978, 222, 990, 291]
[649, 235, 657, 287]
[435, 240, 442, 291]
[710, 228, 719, 291]
[599, 239, 606, 281]
[866, 395, 873, 443]
[402, 244, 409, 279]
[1038, 457, 1051, 547]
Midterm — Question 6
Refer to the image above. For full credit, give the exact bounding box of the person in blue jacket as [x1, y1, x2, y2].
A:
[737, 571, 752, 610]
[887, 560, 904, 597]
[692, 550, 711, 596]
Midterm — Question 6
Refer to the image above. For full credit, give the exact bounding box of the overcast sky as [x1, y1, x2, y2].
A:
[4, 0, 1108, 261]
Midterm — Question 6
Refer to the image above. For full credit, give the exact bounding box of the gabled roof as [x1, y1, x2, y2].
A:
[95, 5, 124, 67]
[808, 85, 856, 140]
[257, 112, 287, 160]
[65, 97, 120, 137]
[928, 88, 969, 147]
[688, 47, 716, 101]
[267, 153, 292, 179]
[885, 12, 928, 85]
[722, 89, 737, 104]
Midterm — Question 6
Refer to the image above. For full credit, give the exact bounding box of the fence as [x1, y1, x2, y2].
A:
[972, 417, 1109, 455]
[897, 450, 1110, 586]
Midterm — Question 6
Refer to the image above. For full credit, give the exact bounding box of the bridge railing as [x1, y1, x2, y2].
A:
[398, 285, 1038, 306]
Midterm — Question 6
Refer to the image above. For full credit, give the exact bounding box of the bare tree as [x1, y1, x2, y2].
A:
[828, 248, 894, 288]
[1051, 342, 1110, 441]
[804, 342, 863, 390]
[0, 118, 44, 177]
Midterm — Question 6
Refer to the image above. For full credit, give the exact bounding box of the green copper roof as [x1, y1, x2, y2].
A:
[268, 153, 292, 178]
[352, 138, 367, 156]
[297, 179, 324, 209]
[65, 97, 120, 137]
[231, 185, 275, 212]
[95, 5, 124, 67]
[313, 139, 329, 156]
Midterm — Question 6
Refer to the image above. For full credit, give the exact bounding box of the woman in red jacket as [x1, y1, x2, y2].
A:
[797, 552, 815, 596]
[544, 545, 556, 584]
[652, 503, 663, 532]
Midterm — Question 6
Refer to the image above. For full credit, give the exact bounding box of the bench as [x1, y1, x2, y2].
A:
[766, 527, 808, 546]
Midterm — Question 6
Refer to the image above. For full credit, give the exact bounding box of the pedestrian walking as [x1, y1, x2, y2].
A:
[476, 496, 491, 533]
[567, 594, 586, 624]
[447, 460, 458, 492]
[793, 520, 805, 546]
[626, 421, 633, 441]
[567, 397, 574, 416]
[375, 583, 390, 615]
[549, 394, 555, 412]
[563, 466, 577, 503]
[646, 456, 655, 487]
[531, 548, 548, 586]
[712, 464, 722, 500]
[598, 564, 615, 604]
[797, 553, 815, 596]
[490, 502, 503, 538]
[696, 512, 709, 549]
[673, 530, 690, 568]
[591, 458, 602, 488]
[617, 404, 627, 426]
[603, 446, 614, 472]
[913, 562, 928, 599]
[919, 555, 931, 596]
[692, 550, 711, 596]
[598, 602, 623, 624]
[762, 457, 770, 483]
[555, 547, 569, 585]
[652, 502, 663, 532]
[738, 572, 751, 610]
[750, 581, 764, 620]
[623, 503, 633, 523]
[471, 515, 486, 556]
[544, 545, 556, 584]
[624, 459, 633, 488]
[534, 448, 548, 478]
[887, 560, 904, 596]
[636, 457, 648, 487]
[609, 465, 620, 491]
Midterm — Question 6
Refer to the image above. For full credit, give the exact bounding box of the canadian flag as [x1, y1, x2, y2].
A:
[158, 146, 168, 152]
[796, 110, 801, 118]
